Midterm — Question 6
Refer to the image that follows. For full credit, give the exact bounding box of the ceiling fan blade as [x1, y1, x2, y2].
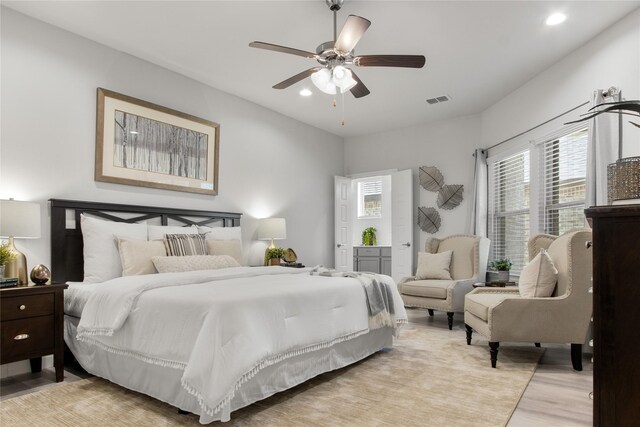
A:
[354, 55, 426, 68]
[334, 15, 371, 55]
[249, 41, 317, 59]
[350, 71, 370, 98]
[273, 67, 322, 89]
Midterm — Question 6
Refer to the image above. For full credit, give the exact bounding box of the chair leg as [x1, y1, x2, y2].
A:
[534, 342, 541, 347]
[571, 344, 583, 371]
[446, 312, 454, 330]
[427, 309, 434, 317]
[465, 324, 473, 345]
[489, 342, 499, 368]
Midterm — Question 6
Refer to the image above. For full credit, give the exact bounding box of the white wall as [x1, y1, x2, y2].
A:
[344, 114, 481, 261]
[1, 7, 344, 268]
[0, 8, 344, 375]
[344, 8, 640, 274]
[482, 8, 640, 153]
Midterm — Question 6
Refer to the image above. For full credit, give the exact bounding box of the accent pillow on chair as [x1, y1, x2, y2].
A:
[415, 250, 453, 280]
[519, 248, 558, 298]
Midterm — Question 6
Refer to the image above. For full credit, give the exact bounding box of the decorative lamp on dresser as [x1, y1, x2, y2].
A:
[584, 205, 640, 427]
[0, 283, 68, 382]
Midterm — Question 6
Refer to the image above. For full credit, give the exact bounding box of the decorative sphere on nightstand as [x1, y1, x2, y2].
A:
[30, 264, 51, 285]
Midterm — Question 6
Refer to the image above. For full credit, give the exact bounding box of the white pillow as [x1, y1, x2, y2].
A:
[148, 224, 198, 241]
[415, 251, 453, 280]
[118, 239, 166, 276]
[198, 226, 241, 240]
[206, 239, 243, 265]
[81, 214, 147, 283]
[151, 255, 240, 273]
[519, 249, 558, 298]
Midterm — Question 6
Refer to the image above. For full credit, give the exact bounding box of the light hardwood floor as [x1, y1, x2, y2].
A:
[1, 308, 593, 426]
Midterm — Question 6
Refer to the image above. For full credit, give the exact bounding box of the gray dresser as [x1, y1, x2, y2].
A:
[353, 246, 391, 275]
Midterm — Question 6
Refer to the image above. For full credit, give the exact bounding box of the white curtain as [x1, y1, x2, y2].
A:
[585, 87, 621, 207]
[468, 148, 488, 236]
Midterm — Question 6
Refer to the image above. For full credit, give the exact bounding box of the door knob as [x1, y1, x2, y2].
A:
[402, 242, 411, 247]
[337, 244, 343, 248]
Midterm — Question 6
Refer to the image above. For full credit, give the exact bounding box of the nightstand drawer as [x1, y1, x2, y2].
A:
[356, 247, 381, 257]
[1, 293, 54, 321]
[1, 315, 54, 361]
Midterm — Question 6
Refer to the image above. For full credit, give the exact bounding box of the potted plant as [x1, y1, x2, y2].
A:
[0, 242, 16, 278]
[490, 258, 512, 282]
[362, 227, 377, 246]
[264, 247, 285, 266]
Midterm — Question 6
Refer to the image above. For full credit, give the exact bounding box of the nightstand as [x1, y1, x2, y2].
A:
[0, 283, 68, 382]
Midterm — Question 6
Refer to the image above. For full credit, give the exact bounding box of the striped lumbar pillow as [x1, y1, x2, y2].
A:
[164, 233, 208, 256]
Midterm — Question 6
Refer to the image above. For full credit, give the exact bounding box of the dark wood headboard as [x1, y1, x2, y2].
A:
[49, 199, 242, 283]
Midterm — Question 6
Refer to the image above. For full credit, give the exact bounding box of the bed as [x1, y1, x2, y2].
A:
[51, 199, 407, 423]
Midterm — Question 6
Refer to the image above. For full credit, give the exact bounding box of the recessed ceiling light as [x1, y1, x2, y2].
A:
[299, 88, 313, 97]
[546, 13, 566, 26]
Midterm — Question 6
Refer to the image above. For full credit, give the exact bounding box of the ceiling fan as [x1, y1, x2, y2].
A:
[249, 0, 426, 99]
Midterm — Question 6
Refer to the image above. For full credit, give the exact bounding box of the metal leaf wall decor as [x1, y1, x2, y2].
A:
[418, 207, 441, 233]
[437, 184, 464, 210]
[419, 166, 444, 192]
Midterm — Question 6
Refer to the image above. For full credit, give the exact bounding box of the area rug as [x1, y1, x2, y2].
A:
[0, 318, 543, 426]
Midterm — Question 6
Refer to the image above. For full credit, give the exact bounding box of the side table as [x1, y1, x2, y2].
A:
[473, 282, 517, 288]
[280, 263, 305, 268]
[0, 283, 68, 382]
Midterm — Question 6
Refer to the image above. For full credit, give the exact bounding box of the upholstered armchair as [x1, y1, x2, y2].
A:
[464, 229, 592, 369]
[398, 235, 490, 330]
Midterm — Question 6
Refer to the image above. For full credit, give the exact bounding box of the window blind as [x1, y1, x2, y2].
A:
[358, 180, 382, 217]
[538, 127, 588, 236]
[488, 150, 530, 273]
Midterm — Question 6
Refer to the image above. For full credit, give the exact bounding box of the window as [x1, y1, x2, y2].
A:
[357, 179, 382, 218]
[488, 150, 531, 272]
[488, 126, 588, 273]
[539, 128, 588, 236]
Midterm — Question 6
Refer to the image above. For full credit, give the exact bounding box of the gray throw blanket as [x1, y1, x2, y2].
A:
[310, 267, 395, 330]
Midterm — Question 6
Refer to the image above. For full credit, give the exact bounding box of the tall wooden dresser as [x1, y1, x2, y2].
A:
[585, 205, 640, 427]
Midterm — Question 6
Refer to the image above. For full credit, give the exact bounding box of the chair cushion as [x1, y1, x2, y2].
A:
[398, 279, 454, 299]
[415, 251, 453, 280]
[438, 237, 478, 280]
[519, 249, 558, 298]
[465, 293, 518, 321]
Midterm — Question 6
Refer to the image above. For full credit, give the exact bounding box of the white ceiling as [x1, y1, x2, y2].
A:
[4, 1, 639, 138]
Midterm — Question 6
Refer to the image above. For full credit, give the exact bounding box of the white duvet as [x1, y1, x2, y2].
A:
[75, 266, 407, 422]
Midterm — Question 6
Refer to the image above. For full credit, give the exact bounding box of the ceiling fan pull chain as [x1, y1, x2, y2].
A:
[341, 91, 346, 126]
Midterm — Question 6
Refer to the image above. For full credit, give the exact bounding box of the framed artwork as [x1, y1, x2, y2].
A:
[95, 88, 219, 195]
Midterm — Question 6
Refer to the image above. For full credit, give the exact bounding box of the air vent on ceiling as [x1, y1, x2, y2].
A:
[426, 95, 451, 105]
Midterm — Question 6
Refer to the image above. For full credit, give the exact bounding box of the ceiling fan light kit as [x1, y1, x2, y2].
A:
[249, 0, 426, 102]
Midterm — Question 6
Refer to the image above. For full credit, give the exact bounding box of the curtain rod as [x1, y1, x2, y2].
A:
[485, 101, 589, 152]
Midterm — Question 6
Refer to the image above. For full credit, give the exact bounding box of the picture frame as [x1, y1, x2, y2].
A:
[95, 88, 219, 195]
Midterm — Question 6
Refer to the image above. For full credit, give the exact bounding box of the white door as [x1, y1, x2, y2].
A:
[334, 176, 353, 271]
[391, 169, 413, 282]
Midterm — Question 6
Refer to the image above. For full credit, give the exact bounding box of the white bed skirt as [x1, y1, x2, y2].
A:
[65, 315, 393, 423]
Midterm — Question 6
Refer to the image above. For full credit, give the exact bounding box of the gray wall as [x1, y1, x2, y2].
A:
[344, 114, 481, 257]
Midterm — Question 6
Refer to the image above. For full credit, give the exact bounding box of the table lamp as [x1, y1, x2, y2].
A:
[258, 218, 286, 249]
[0, 199, 41, 285]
